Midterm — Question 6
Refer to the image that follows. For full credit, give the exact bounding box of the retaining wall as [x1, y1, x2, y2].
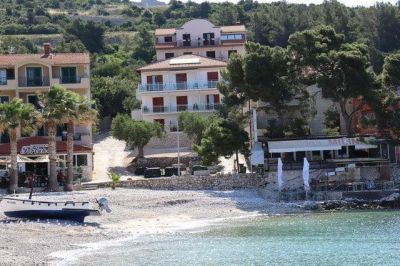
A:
[99, 174, 268, 190]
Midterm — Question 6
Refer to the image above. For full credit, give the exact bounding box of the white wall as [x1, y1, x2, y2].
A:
[176, 19, 221, 45]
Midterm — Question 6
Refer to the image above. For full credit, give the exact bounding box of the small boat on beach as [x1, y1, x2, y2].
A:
[0, 197, 111, 223]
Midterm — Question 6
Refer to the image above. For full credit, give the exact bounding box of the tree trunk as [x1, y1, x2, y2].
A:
[65, 120, 74, 192]
[8, 129, 18, 193]
[138, 146, 144, 158]
[236, 150, 240, 174]
[47, 121, 59, 192]
[339, 100, 353, 136]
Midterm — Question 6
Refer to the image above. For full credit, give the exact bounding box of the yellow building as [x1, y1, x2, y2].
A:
[0, 43, 93, 182]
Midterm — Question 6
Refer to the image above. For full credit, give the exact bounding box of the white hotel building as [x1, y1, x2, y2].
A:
[132, 19, 246, 131]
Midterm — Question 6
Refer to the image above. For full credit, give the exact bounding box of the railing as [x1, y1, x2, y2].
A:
[143, 104, 220, 114]
[155, 41, 177, 47]
[59, 76, 82, 84]
[177, 38, 221, 47]
[18, 76, 50, 87]
[139, 81, 219, 92]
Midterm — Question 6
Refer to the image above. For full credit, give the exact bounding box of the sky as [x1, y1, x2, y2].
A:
[152, 0, 398, 7]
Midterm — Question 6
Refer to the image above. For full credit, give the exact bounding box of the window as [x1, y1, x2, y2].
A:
[164, 36, 173, 42]
[26, 67, 42, 86]
[6, 69, 14, 80]
[74, 154, 88, 167]
[203, 33, 215, 46]
[165, 53, 175, 59]
[0, 96, 9, 103]
[228, 50, 237, 58]
[206, 51, 216, 58]
[183, 34, 191, 47]
[28, 95, 41, 109]
[221, 34, 244, 40]
[61, 67, 77, 84]
[183, 52, 192, 55]
[0, 70, 6, 85]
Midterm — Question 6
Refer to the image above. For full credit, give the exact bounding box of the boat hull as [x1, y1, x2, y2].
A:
[0, 198, 100, 223]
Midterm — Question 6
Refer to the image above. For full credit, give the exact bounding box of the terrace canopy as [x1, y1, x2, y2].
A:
[268, 137, 377, 153]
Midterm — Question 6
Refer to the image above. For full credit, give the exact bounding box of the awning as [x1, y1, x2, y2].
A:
[33, 155, 49, 163]
[268, 137, 377, 153]
[17, 155, 35, 163]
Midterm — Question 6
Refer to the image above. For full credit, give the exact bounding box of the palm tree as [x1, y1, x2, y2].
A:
[0, 99, 37, 192]
[39, 85, 72, 192]
[64, 94, 97, 191]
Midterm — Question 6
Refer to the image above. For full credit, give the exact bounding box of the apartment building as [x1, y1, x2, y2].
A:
[133, 19, 246, 135]
[0, 43, 93, 181]
[154, 19, 246, 61]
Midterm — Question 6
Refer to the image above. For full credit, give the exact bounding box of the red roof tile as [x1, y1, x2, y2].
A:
[0, 53, 90, 67]
[0, 136, 92, 155]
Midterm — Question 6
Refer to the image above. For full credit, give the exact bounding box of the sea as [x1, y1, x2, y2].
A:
[66, 211, 400, 265]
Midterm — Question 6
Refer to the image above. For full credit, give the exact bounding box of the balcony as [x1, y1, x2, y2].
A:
[18, 76, 50, 88]
[177, 38, 221, 48]
[139, 81, 219, 92]
[143, 104, 220, 114]
[155, 40, 177, 49]
[52, 76, 90, 88]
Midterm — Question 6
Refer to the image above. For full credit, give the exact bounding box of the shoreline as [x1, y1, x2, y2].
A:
[0, 188, 301, 266]
[2, 188, 398, 265]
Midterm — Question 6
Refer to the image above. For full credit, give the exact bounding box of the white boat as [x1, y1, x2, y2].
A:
[0, 197, 110, 223]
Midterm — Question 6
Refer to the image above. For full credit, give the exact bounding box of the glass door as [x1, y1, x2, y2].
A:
[26, 67, 42, 86]
[61, 67, 77, 84]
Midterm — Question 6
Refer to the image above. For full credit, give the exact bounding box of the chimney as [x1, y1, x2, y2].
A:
[43, 43, 51, 56]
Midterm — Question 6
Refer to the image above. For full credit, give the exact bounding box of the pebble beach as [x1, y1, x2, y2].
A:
[0, 188, 300, 266]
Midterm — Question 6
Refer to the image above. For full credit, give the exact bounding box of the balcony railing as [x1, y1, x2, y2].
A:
[59, 76, 82, 84]
[143, 104, 220, 114]
[18, 76, 50, 87]
[139, 81, 219, 92]
[177, 38, 221, 47]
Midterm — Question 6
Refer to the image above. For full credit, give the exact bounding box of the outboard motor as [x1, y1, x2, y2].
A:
[97, 197, 112, 213]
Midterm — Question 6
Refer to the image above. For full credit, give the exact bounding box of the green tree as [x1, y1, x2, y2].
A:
[91, 76, 139, 118]
[65, 19, 105, 53]
[178, 112, 208, 145]
[39, 85, 72, 191]
[219, 42, 310, 130]
[111, 114, 164, 158]
[0, 99, 37, 193]
[289, 25, 379, 135]
[130, 26, 155, 63]
[63, 93, 97, 191]
[194, 117, 249, 170]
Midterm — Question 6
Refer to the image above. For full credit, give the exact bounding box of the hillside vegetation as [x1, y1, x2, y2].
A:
[1, 0, 400, 123]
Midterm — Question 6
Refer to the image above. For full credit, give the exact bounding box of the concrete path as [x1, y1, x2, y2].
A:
[92, 133, 132, 182]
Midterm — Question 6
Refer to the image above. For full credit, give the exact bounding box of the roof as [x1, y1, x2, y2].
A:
[137, 55, 227, 72]
[155, 28, 176, 36]
[0, 53, 90, 68]
[0, 136, 92, 155]
[154, 24, 246, 36]
[220, 25, 246, 33]
[268, 137, 377, 153]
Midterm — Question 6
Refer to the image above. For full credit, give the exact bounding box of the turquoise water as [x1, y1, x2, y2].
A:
[77, 211, 400, 266]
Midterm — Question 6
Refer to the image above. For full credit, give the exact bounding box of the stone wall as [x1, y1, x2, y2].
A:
[99, 174, 267, 190]
[146, 132, 194, 149]
[133, 155, 200, 170]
